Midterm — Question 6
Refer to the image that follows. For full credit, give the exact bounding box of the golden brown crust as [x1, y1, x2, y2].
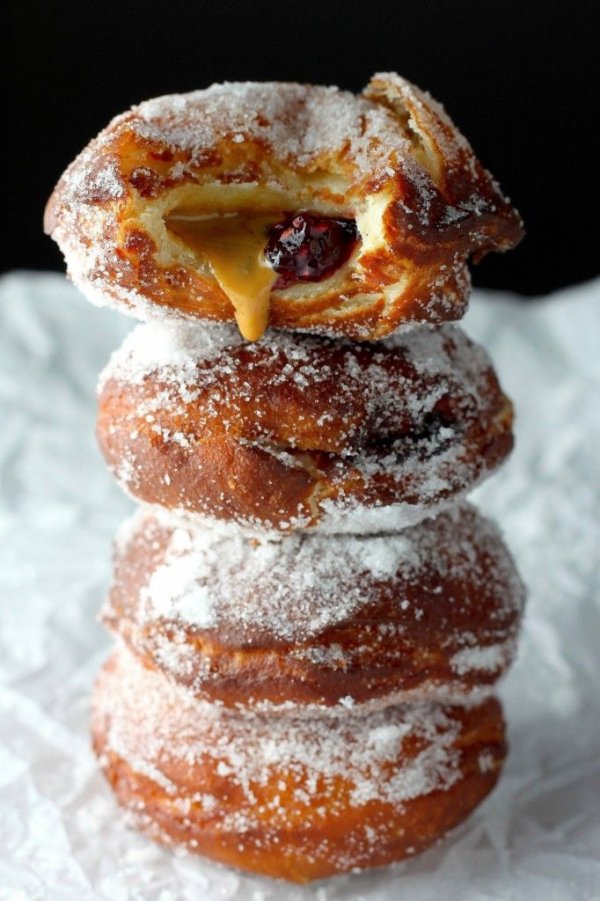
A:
[96, 322, 513, 532]
[104, 504, 524, 710]
[92, 649, 507, 883]
[45, 75, 523, 338]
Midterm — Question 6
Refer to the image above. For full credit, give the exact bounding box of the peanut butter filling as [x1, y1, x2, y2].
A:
[166, 209, 360, 341]
[166, 212, 278, 341]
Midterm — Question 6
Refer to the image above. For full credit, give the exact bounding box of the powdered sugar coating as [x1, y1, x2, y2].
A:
[98, 318, 245, 392]
[133, 81, 411, 180]
[98, 317, 494, 408]
[110, 503, 524, 644]
[450, 643, 515, 676]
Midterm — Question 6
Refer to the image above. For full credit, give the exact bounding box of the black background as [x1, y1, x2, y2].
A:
[5, 0, 599, 294]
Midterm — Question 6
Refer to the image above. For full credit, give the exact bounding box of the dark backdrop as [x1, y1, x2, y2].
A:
[5, 0, 599, 294]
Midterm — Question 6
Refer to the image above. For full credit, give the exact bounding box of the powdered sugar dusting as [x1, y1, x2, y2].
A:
[108, 502, 524, 648]
[143, 554, 216, 629]
[134, 81, 413, 180]
[121, 508, 420, 641]
[451, 643, 515, 676]
[98, 319, 244, 391]
[99, 318, 492, 402]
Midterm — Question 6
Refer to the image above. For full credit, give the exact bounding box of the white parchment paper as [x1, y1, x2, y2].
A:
[0, 272, 599, 901]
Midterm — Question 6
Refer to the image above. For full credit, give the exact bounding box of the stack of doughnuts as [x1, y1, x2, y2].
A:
[46, 73, 525, 883]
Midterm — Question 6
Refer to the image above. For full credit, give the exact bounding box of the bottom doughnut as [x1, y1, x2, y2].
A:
[92, 648, 506, 883]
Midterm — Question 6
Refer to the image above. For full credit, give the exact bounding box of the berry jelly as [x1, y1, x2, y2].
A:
[264, 213, 360, 287]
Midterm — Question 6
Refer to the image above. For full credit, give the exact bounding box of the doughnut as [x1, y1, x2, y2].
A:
[92, 647, 507, 882]
[96, 320, 513, 533]
[45, 74, 523, 340]
[104, 503, 525, 712]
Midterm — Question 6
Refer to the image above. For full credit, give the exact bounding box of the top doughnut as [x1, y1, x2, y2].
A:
[45, 73, 523, 340]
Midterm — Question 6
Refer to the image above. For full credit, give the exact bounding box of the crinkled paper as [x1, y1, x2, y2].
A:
[0, 272, 599, 900]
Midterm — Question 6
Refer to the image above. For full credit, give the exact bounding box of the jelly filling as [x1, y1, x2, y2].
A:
[264, 213, 360, 287]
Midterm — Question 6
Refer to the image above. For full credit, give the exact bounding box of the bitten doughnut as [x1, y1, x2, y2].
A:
[92, 647, 507, 883]
[45, 74, 523, 340]
[96, 320, 513, 533]
[104, 504, 525, 711]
